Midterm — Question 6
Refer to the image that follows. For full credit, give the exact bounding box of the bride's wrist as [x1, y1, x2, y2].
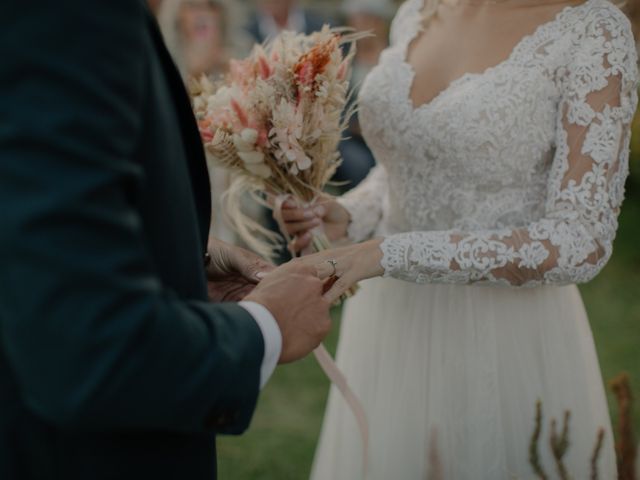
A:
[322, 199, 351, 242]
[358, 238, 385, 278]
[337, 201, 353, 236]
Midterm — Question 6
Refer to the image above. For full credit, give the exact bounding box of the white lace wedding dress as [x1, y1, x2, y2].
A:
[311, 0, 638, 478]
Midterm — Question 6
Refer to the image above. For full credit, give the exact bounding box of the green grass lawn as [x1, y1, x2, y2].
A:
[581, 196, 640, 443]
[218, 194, 640, 480]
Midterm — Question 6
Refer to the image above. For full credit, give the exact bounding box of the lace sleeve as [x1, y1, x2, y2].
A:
[379, 10, 639, 286]
[338, 164, 388, 243]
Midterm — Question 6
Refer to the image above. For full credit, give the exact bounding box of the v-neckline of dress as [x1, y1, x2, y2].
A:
[400, 0, 594, 114]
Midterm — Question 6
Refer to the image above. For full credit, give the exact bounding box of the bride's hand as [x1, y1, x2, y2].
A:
[277, 196, 351, 253]
[299, 239, 385, 303]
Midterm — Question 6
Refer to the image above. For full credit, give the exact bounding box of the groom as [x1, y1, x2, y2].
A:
[0, 1, 332, 479]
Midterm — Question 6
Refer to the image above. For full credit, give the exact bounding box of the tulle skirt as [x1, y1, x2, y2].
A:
[310, 278, 616, 479]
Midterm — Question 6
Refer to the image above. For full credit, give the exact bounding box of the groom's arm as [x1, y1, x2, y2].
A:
[0, 0, 263, 434]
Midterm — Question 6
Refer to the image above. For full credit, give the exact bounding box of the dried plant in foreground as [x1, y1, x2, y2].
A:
[591, 428, 606, 480]
[421, 374, 639, 480]
[610, 373, 637, 480]
[529, 400, 549, 480]
[529, 401, 607, 480]
[426, 428, 444, 480]
[549, 411, 571, 480]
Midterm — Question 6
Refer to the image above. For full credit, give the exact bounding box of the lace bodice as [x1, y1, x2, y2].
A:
[339, 0, 638, 286]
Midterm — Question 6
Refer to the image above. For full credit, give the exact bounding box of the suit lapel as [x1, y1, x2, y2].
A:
[144, 10, 212, 251]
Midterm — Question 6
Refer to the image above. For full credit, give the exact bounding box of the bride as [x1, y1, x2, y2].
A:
[278, 0, 638, 478]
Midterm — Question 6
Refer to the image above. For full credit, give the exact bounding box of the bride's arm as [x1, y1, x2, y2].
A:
[304, 11, 638, 300]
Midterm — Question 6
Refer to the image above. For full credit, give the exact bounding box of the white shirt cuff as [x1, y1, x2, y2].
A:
[239, 301, 282, 389]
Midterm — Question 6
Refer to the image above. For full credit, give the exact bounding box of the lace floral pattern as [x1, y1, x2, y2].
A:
[339, 0, 639, 286]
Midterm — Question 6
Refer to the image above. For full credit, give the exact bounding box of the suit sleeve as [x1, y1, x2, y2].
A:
[0, 0, 263, 434]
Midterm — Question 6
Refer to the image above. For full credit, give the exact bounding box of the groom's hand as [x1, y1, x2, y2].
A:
[244, 259, 332, 364]
[206, 238, 275, 302]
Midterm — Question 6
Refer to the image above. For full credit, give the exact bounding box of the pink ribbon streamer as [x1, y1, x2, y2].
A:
[272, 194, 370, 477]
[314, 344, 370, 477]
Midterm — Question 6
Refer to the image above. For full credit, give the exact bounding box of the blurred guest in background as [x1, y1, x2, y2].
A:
[158, 0, 249, 78]
[334, 0, 395, 191]
[158, 0, 250, 243]
[342, 0, 394, 91]
[246, 0, 331, 43]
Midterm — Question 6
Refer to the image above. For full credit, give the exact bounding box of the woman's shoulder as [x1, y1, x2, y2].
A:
[568, 0, 635, 42]
[556, 0, 638, 83]
[389, 0, 424, 45]
[561, 1, 638, 109]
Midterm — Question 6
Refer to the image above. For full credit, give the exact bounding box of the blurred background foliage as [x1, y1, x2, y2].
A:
[631, 111, 640, 192]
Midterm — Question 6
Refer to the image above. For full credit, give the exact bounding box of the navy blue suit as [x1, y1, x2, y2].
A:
[0, 1, 265, 478]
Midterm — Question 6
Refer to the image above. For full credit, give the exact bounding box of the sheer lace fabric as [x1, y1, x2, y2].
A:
[339, 0, 638, 286]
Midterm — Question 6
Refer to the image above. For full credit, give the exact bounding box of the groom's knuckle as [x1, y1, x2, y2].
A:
[296, 274, 314, 288]
[298, 264, 315, 276]
[291, 272, 306, 282]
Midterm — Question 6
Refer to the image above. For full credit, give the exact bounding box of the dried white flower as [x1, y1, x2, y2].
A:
[237, 151, 265, 165]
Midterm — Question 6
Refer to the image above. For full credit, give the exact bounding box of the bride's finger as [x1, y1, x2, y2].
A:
[279, 207, 314, 222]
[286, 219, 321, 235]
[263, 190, 280, 208]
[290, 232, 312, 253]
[314, 256, 346, 280]
[322, 275, 338, 295]
[323, 274, 354, 304]
[314, 261, 335, 280]
[282, 198, 299, 209]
